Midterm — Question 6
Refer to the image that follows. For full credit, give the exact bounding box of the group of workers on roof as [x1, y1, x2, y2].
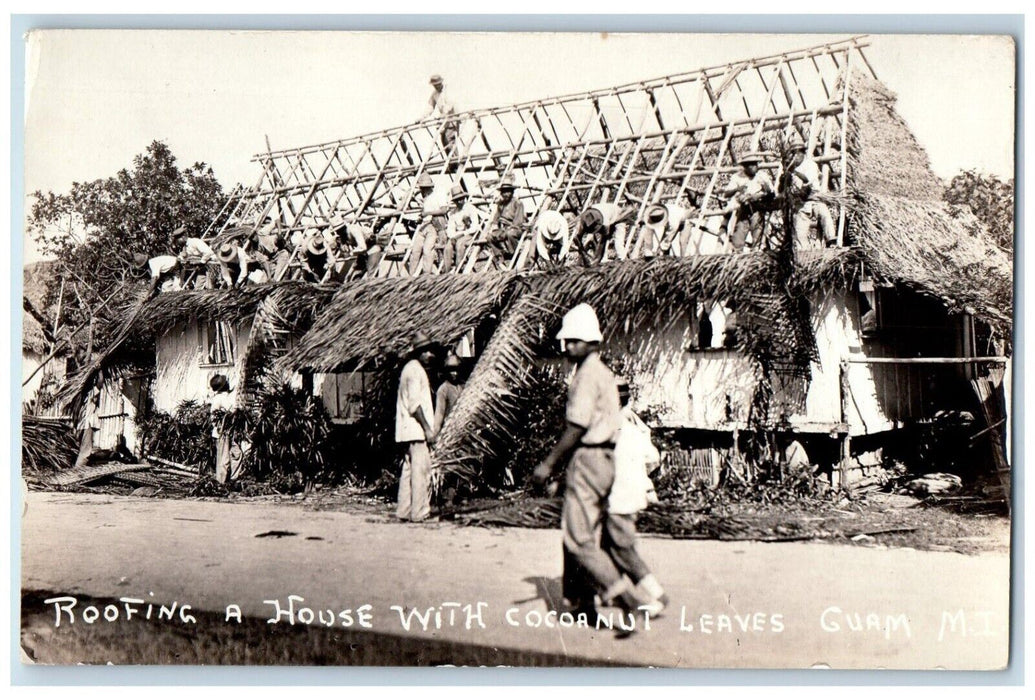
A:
[134, 75, 840, 292]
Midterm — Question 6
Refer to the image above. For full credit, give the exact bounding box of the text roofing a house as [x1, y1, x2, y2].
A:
[206, 36, 874, 275]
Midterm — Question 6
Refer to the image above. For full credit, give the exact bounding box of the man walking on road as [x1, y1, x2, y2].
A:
[532, 304, 652, 618]
[396, 331, 439, 522]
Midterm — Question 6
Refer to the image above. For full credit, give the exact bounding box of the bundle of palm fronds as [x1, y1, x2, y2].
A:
[455, 496, 563, 528]
[136, 400, 215, 471]
[21, 415, 77, 477]
[241, 379, 335, 489]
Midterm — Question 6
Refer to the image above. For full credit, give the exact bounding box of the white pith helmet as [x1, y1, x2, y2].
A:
[556, 303, 603, 343]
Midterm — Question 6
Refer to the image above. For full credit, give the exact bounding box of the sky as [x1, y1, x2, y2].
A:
[21, 31, 1016, 262]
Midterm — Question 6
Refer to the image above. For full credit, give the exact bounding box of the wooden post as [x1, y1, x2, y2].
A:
[838, 360, 851, 488]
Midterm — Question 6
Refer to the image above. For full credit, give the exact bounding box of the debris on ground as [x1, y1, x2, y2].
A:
[905, 472, 964, 496]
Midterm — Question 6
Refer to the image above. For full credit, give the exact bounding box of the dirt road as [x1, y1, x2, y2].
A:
[21, 492, 1010, 668]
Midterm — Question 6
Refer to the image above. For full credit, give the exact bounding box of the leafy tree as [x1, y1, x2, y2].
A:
[943, 170, 1014, 253]
[28, 141, 228, 356]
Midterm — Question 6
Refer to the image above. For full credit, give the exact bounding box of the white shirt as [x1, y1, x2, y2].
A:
[209, 391, 235, 438]
[656, 204, 689, 233]
[446, 203, 482, 239]
[426, 88, 457, 118]
[725, 170, 774, 200]
[609, 407, 660, 515]
[148, 255, 179, 279]
[589, 202, 627, 228]
[421, 188, 450, 219]
[183, 238, 216, 262]
[534, 209, 572, 260]
[792, 158, 823, 196]
[395, 359, 434, 443]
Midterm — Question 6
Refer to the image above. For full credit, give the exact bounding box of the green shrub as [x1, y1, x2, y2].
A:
[239, 380, 334, 489]
[137, 400, 215, 472]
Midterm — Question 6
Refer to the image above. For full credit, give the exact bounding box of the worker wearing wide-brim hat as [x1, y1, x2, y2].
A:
[408, 172, 450, 277]
[215, 241, 250, 288]
[721, 149, 775, 252]
[483, 174, 526, 266]
[532, 209, 572, 265]
[395, 330, 440, 522]
[532, 304, 652, 620]
[641, 202, 691, 256]
[298, 229, 339, 283]
[441, 184, 482, 273]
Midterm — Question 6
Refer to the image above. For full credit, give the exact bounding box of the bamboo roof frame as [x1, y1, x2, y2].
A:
[208, 37, 874, 277]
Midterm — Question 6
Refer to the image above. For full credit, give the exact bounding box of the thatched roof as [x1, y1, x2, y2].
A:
[845, 73, 1013, 332]
[281, 253, 819, 375]
[58, 282, 335, 409]
[279, 272, 519, 373]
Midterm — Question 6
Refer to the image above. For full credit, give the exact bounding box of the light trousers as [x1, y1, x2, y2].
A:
[397, 440, 431, 522]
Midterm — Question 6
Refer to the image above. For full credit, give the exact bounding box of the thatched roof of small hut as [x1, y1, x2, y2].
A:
[58, 281, 335, 409]
[844, 73, 1013, 333]
[279, 272, 520, 373]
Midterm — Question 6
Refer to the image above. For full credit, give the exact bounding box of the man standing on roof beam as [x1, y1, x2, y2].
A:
[781, 132, 837, 250]
[422, 74, 460, 155]
[407, 173, 449, 276]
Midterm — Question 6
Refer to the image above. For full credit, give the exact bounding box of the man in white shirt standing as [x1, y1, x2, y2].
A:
[783, 135, 837, 249]
[423, 74, 459, 154]
[408, 173, 449, 276]
[396, 331, 439, 522]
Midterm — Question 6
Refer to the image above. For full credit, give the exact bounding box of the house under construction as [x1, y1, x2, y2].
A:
[208, 36, 872, 274]
[64, 36, 1013, 497]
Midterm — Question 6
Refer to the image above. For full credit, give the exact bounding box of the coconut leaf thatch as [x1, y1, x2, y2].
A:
[21, 415, 78, 477]
[278, 272, 519, 373]
[430, 253, 817, 490]
[58, 282, 331, 411]
[844, 72, 1013, 334]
